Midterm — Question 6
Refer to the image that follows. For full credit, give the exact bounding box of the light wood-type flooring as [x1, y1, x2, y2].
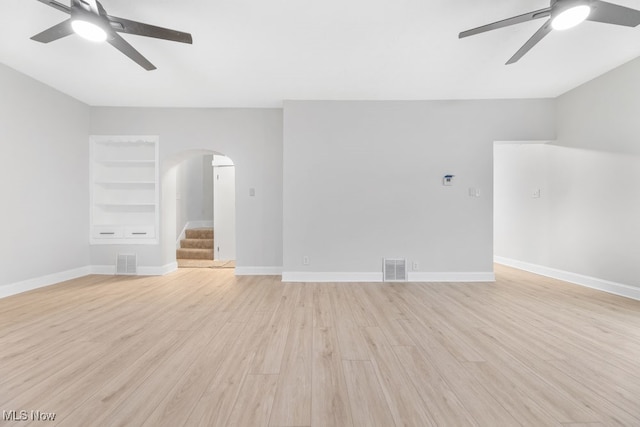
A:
[1, 264, 640, 426]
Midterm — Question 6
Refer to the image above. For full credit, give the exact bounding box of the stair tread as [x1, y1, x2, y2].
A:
[180, 238, 214, 249]
[176, 247, 214, 260]
[185, 227, 214, 239]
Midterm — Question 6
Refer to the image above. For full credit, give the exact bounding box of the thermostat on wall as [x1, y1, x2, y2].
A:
[443, 175, 455, 186]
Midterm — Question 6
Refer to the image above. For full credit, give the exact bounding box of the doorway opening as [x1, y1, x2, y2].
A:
[163, 150, 236, 270]
[493, 141, 550, 268]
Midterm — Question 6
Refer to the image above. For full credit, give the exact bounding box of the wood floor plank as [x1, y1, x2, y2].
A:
[250, 283, 300, 374]
[141, 317, 245, 427]
[269, 305, 313, 426]
[186, 312, 270, 427]
[342, 360, 395, 427]
[1, 266, 639, 426]
[312, 326, 353, 427]
[361, 326, 436, 426]
[226, 374, 279, 427]
[341, 285, 378, 327]
[312, 283, 334, 328]
[398, 318, 522, 426]
[101, 329, 219, 427]
[54, 331, 190, 427]
[393, 345, 479, 427]
[330, 286, 371, 361]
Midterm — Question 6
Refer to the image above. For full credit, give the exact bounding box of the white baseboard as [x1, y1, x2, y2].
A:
[408, 272, 495, 282]
[281, 271, 494, 283]
[92, 262, 178, 276]
[235, 266, 282, 276]
[282, 272, 381, 282]
[494, 256, 640, 301]
[139, 262, 178, 276]
[0, 266, 92, 299]
[91, 265, 115, 275]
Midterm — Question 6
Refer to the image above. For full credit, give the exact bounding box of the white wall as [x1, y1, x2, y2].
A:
[0, 63, 90, 295]
[89, 108, 283, 273]
[495, 58, 640, 293]
[176, 154, 214, 236]
[551, 58, 640, 288]
[283, 100, 555, 280]
[494, 143, 550, 266]
[202, 154, 214, 221]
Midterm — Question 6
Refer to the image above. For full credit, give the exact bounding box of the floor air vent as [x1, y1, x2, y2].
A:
[116, 253, 137, 275]
[383, 258, 407, 282]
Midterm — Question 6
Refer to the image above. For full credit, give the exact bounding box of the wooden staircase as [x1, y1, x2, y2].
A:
[177, 228, 214, 260]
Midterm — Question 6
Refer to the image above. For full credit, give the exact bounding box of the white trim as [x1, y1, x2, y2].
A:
[92, 262, 178, 276]
[91, 265, 115, 275]
[282, 271, 495, 283]
[282, 272, 382, 282]
[494, 256, 640, 301]
[176, 220, 214, 248]
[282, 271, 496, 283]
[0, 266, 92, 299]
[138, 262, 178, 276]
[493, 140, 554, 145]
[408, 272, 495, 282]
[235, 266, 282, 276]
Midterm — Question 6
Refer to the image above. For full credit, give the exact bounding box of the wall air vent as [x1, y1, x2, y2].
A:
[383, 258, 407, 282]
[116, 253, 137, 275]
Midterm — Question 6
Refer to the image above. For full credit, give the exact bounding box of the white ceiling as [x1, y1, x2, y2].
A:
[2, 0, 640, 107]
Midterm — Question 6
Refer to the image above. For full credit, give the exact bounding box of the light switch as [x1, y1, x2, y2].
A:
[249, 188, 255, 197]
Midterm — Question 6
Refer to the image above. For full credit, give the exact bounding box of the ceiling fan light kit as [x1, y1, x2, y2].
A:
[551, 4, 591, 30]
[31, 0, 193, 70]
[71, 19, 108, 42]
[459, 0, 640, 64]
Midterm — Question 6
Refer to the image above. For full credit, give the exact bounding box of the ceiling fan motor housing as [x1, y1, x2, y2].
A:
[551, 0, 592, 14]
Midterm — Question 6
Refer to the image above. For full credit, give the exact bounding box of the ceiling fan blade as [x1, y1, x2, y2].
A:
[107, 15, 193, 44]
[35, 0, 71, 14]
[459, 7, 551, 38]
[587, 0, 640, 27]
[30, 19, 73, 43]
[108, 32, 156, 70]
[506, 19, 552, 65]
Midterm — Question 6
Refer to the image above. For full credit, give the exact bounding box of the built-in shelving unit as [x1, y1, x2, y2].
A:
[90, 135, 159, 244]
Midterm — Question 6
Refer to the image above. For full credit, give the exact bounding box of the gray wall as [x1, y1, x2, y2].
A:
[551, 57, 640, 287]
[494, 143, 551, 266]
[89, 107, 283, 271]
[283, 100, 555, 278]
[176, 154, 214, 236]
[494, 57, 640, 289]
[0, 63, 90, 290]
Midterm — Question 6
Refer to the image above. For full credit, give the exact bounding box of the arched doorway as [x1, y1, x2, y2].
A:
[161, 149, 236, 270]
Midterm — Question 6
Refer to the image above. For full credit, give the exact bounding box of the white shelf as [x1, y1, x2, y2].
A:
[95, 181, 156, 185]
[90, 135, 159, 245]
[96, 160, 156, 166]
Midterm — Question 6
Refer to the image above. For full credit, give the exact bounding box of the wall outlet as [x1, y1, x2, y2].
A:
[532, 189, 541, 198]
[302, 256, 310, 265]
[412, 261, 419, 271]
